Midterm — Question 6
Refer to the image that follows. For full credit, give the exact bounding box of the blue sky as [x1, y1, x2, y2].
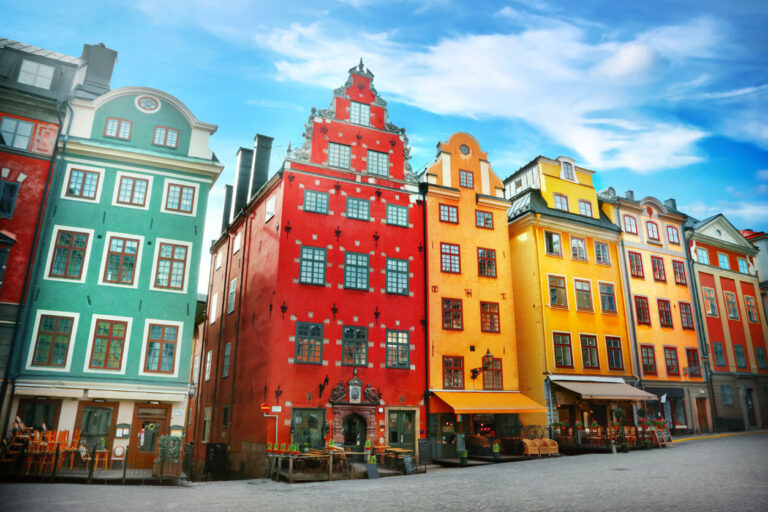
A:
[5, 0, 768, 291]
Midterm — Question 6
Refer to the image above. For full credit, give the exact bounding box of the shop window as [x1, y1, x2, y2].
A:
[574, 279, 593, 311]
[328, 142, 351, 169]
[222, 343, 231, 378]
[712, 342, 726, 367]
[103, 236, 139, 285]
[545, 231, 562, 256]
[350, 101, 370, 126]
[385, 330, 409, 369]
[459, 170, 473, 188]
[724, 292, 739, 320]
[686, 349, 701, 377]
[635, 296, 651, 325]
[386, 204, 408, 227]
[477, 248, 496, 278]
[299, 246, 326, 285]
[553, 333, 573, 368]
[667, 226, 680, 244]
[89, 319, 127, 370]
[344, 252, 369, 290]
[734, 345, 747, 368]
[702, 288, 718, 316]
[295, 322, 323, 364]
[367, 150, 388, 176]
[442, 298, 463, 330]
[721, 385, 733, 406]
[570, 236, 587, 261]
[658, 300, 673, 328]
[623, 215, 638, 234]
[581, 335, 599, 369]
[628, 252, 644, 278]
[483, 357, 502, 390]
[342, 326, 368, 366]
[480, 302, 500, 333]
[475, 210, 493, 229]
[292, 408, 325, 450]
[49, 230, 89, 279]
[679, 302, 695, 330]
[594, 241, 610, 265]
[664, 347, 680, 376]
[599, 283, 616, 313]
[553, 193, 568, 212]
[606, 337, 623, 370]
[346, 197, 370, 221]
[440, 243, 460, 273]
[439, 204, 458, 223]
[549, 275, 567, 308]
[641, 345, 657, 375]
[19, 399, 59, 430]
[304, 190, 329, 214]
[443, 356, 464, 389]
[672, 260, 687, 285]
[385, 258, 408, 295]
[651, 256, 666, 282]
[32, 315, 74, 367]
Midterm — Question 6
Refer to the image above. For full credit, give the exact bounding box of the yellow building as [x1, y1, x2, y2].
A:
[598, 189, 711, 433]
[422, 133, 544, 458]
[505, 156, 654, 438]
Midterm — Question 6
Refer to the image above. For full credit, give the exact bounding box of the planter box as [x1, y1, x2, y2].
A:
[153, 460, 183, 478]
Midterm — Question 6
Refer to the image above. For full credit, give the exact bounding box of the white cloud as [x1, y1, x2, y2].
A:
[700, 84, 768, 100]
[595, 43, 656, 79]
[757, 170, 768, 180]
[681, 200, 768, 226]
[758, 184, 768, 194]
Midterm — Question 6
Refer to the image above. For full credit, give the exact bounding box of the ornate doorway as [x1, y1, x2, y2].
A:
[343, 413, 367, 458]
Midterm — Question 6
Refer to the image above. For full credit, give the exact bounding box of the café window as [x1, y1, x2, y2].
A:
[291, 408, 325, 450]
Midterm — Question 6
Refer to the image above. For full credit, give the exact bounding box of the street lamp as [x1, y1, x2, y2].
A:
[470, 350, 494, 379]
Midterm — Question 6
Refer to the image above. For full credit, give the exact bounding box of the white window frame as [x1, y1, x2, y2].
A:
[738, 258, 748, 274]
[193, 355, 200, 384]
[97, 231, 145, 289]
[149, 237, 193, 294]
[60, 163, 106, 204]
[18, 59, 55, 90]
[559, 159, 577, 182]
[265, 196, 276, 222]
[222, 342, 232, 378]
[138, 318, 184, 378]
[578, 200, 592, 217]
[82, 314, 133, 375]
[160, 178, 200, 217]
[594, 241, 610, 265]
[205, 350, 212, 381]
[24, 309, 80, 373]
[215, 252, 223, 269]
[111, 170, 153, 211]
[42, 225, 96, 284]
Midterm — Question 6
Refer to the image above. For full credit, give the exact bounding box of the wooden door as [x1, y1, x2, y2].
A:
[129, 404, 170, 469]
[696, 398, 709, 432]
[388, 410, 415, 451]
[74, 401, 118, 453]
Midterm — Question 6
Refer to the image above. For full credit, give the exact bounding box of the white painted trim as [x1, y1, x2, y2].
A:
[111, 170, 154, 211]
[572, 276, 594, 311]
[138, 318, 184, 379]
[549, 374, 626, 383]
[148, 237, 193, 295]
[96, 231, 145, 289]
[60, 162, 105, 204]
[480, 160, 490, 195]
[42, 225, 96, 284]
[81, 314, 134, 375]
[160, 178, 200, 217]
[441, 153, 451, 187]
[63, 156, 213, 184]
[25, 309, 80, 373]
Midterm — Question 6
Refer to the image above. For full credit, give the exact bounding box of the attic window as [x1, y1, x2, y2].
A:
[560, 161, 575, 181]
[136, 96, 161, 114]
[17, 59, 54, 90]
[350, 102, 370, 126]
[153, 127, 179, 148]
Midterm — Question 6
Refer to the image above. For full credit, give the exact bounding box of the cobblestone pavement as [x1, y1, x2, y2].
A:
[2, 434, 767, 512]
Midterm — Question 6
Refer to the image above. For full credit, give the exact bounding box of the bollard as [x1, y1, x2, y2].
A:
[611, 440, 617, 454]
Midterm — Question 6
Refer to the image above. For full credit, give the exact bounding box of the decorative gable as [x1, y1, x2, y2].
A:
[697, 215, 756, 254]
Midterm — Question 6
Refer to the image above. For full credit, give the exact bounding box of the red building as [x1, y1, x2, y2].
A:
[191, 62, 425, 477]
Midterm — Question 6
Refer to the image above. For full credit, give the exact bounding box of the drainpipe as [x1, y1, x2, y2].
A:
[615, 203, 643, 387]
[420, 186, 430, 441]
[683, 228, 719, 432]
[0, 99, 72, 439]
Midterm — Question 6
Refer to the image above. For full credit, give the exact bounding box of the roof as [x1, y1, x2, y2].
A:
[0, 37, 80, 65]
[742, 229, 767, 241]
[508, 188, 621, 233]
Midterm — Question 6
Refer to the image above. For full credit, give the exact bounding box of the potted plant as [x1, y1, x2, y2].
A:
[153, 435, 184, 478]
[459, 449, 468, 467]
[575, 421, 584, 431]
[492, 441, 501, 461]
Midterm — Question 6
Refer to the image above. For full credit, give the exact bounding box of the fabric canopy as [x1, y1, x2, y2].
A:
[433, 391, 546, 414]
[554, 380, 657, 401]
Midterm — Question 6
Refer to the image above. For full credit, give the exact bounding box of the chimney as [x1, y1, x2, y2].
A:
[249, 134, 274, 200]
[664, 198, 677, 211]
[625, 190, 634, 201]
[230, 147, 254, 222]
[221, 185, 233, 234]
[77, 43, 117, 97]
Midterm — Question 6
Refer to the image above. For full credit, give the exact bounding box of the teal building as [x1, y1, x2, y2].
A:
[8, 86, 222, 459]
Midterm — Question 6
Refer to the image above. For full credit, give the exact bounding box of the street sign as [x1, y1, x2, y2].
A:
[260, 403, 271, 413]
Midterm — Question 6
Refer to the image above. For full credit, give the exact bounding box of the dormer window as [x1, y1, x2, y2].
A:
[350, 101, 370, 126]
[105, 118, 132, 140]
[560, 161, 575, 181]
[153, 127, 179, 148]
[17, 59, 54, 90]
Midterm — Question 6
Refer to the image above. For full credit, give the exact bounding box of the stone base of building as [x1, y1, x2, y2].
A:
[643, 381, 711, 434]
[710, 374, 768, 430]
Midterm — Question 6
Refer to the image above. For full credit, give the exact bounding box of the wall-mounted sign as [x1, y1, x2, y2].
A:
[115, 423, 131, 439]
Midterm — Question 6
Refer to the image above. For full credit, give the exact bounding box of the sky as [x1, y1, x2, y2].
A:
[5, 0, 768, 293]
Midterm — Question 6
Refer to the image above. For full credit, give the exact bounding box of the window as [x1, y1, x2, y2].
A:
[144, 324, 178, 373]
[103, 236, 139, 285]
[202, 407, 212, 442]
[553, 333, 573, 368]
[745, 296, 759, 323]
[299, 246, 326, 285]
[477, 248, 497, 278]
[755, 347, 767, 370]
[439, 204, 458, 223]
[328, 142, 351, 168]
[713, 342, 726, 366]
[222, 406, 230, 429]
[635, 296, 651, 325]
[0, 181, 20, 218]
[295, 322, 323, 364]
[672, 260, 687, 285]
[703, 288, 718, 316]
[475, 211, 493, 229]
[154, 243, 188, 290]
[50, 230, 89, 279]
[734, 345, 747, 368]
[342, 326, 368, 366]
[209, 294, 218, 325]
[628, 252, 644, 278]
[165, 184, 195, 213]
[686, 349, 702, 377]
[385, 258, 408, 295]
[152, 127, 179, 148]
[679, 302, 695, 330]
[386, 204, 408, 227]
[233, 232, 241, 254]
[0, 117, 33, 150]
[641, 345, 657, 375]
[32, 315, 73, 367]
[738, 258, 749, 274]
[696, 247, 710, 265]
[193, 356, 200, 384]
[350, 101, 370, 126]
[581, 335, 599, 369]
[561, 161, 575, 180]
[443, 356, 464, 389]
[599, 283, 616, 313]
[549, 275, 567, 308]
[718, 253, 730, 270]
[459, 170, 473, 188]
[623, 215, 638, 234]
[385, 330, 409, 369]
[664, 347, 680, 375]
[367, 150, 388, 176]
[575, 279, 593, 311]
[227, 278, 237, 314]
[442, 298, 463, 330]
[545, 232, 562, 256]
[594, 241, 610, 265]
[483, 358, 502, 390]
[291, 408, 326, 450]
[553, 193, 568, 211]
[88, 319, 127, 370]
[105, 118, 132, 140]
[578, 200, 593, 217]
[724, 292, 739, 320]
[66, 169, 100, 199]
[721, 385, 733, 406]
[346, 197, 370, 221]
[18, 59, 54, 89]
[205, 350, 212, 380]
[667, 226, 680, 244]
[606, 337, 623, 370]
[304, 190, 329, 214]
[646, 222, 660, 242]
[480, 302, 500, 333]
[116, 176, 149, 206]
[651, 256, 666, 282]
[570, 237, 587, 261]
[344, 252, 369, 290]
[440, 243, 460, 273]
[658, 300, 673, 327]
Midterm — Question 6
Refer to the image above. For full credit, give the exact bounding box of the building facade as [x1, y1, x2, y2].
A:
[191, 62, 426, 477]
[741, 229, 768, 320]
[6, 84, 222, 466]
[684, 215, 768, 430]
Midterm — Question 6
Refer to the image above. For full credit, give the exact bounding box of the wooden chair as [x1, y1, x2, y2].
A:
[24, 441, 45, 474]
[538, 438, 559, 456]
[39, 441, 58, 474]
[94, 449, 109, 470]
[111, 445, 126, 469]
[521, 438, 539, 457]
[79, 445, 93, 468]
[623, 426, 637, 446]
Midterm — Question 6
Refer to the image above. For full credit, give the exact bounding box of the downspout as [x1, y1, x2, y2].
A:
[421, 186, 430, 440]
[615, 203, 643, 387]
[683, 228, 720, 431]
[0, 99, 71, 439]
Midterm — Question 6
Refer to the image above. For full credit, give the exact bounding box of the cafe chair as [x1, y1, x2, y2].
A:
[111, 445, 126, 470]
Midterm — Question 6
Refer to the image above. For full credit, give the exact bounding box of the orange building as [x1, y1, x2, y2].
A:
[421, 133, 543, 459]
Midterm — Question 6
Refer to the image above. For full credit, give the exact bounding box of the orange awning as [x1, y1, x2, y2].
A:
[432, 391, 546, 414]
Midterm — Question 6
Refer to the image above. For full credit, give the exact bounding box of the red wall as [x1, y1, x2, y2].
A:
[699, 272, 728, 370]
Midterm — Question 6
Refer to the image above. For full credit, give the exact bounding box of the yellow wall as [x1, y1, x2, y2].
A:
[425, 133, 519, 392]
[538, 160, 599, 220]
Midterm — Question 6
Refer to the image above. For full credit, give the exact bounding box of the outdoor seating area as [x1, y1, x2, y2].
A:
[554, 424, 664, 451]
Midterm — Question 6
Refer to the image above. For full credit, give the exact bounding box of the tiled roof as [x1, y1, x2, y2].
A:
[0, 37, 80, 65]
[508, 188, 620, 233]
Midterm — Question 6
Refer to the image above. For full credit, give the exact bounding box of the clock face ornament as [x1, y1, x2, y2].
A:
[460, 144, 470, 155]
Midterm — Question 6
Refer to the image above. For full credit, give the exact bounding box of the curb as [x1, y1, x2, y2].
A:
[672, 430, 768, 443]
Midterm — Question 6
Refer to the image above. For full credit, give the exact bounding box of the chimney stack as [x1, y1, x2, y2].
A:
[230, 147, 254, 222]
[77, 43, 117, 98]
[221, 185, 233, 234]
[664, 198, 677, 211]
[249, 134, 274, 200]
[625, 190, 635, 201]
